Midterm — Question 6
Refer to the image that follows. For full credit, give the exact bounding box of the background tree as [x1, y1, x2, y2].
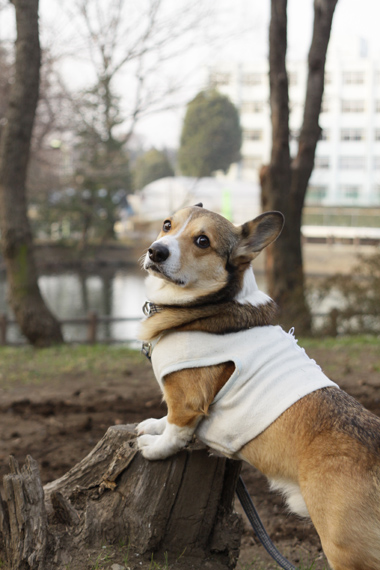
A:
[0, 35, 76, 239]
[0, 0, 63, 346]
[0, 45, 13, 138]
[133, 148, 174, 190]
[65, 0, 216, 141]
[51, 0, 216, 243]
[72, 84, 131, 243]
[26, 49, 73, 208]
[178, 89, 242, 177]
[260, 0, 338, 333]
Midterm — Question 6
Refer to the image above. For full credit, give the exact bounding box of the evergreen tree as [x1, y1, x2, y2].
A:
[178, 90, 242, 177]
[134, 148, 174, 189]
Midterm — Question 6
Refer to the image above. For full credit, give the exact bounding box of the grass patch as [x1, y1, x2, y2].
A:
[299, 334, 380, 350]
[0, 343, 148, 387]
[1, 335, 379, 388]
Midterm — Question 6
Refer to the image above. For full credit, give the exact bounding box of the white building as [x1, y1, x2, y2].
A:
[209, 42, 380, 207]
[131, 176, 261, 225]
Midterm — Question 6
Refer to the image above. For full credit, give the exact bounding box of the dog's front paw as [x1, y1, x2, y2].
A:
[136, 416, 167, 436]
[137, 434, 173, 460]
[137, 423, 195, 461]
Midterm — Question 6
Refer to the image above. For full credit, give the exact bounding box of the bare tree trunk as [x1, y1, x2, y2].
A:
[261, 0, 338, 334]
[0, 425, 242, 570]
[0, 0, 63, 346]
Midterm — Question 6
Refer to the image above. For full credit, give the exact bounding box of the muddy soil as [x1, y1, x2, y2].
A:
[1, 343, 380, 569]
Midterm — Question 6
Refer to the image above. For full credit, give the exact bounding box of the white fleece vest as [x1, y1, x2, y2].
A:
[151, 326, 338, 456]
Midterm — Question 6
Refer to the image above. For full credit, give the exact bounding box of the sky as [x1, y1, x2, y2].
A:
[2, 0, 380, 149]
[134, 0, 380, 148]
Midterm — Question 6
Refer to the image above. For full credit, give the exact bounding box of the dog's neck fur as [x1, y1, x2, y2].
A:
[138, 267, 277, 341]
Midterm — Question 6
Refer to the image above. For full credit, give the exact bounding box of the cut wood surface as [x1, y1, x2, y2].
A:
[0, 424, 243, 569]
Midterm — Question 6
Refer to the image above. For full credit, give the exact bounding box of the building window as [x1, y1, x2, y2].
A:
[375, 130, 380, 141]
[306, 185, 328, 202]
[376, 101, 380, 113]
[290, 129, 299, 141]
[242, 73, 263, 86]
[288, 72, 297, 86]
[243, 129, 263, 141]
[373, 157, 380, 169]
[320, 129, 330, 141]
[341, 100, 365, 113]
[321, 98, 329, 113]
[289, 129, 301, 141]
[211, 72, 231, 87]
[240, 101, 265, 114]
[342, 71, 365, 84]
[314, 156, 330, 169]
[339, 156, 366, 169]
[340, 129, 365, 141]
[374, 185, 380, 203]
[339, 185, 360, 200]
[242, 155, 262, 169]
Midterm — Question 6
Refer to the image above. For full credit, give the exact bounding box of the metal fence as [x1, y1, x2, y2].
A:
[0, 312, 140, 346]
[1, 308, 378, 346]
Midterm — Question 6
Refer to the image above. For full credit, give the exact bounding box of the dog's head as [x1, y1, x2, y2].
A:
[143, 204, 284, 306]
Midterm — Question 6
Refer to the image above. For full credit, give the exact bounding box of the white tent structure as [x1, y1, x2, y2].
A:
[131, 176, 261, 225]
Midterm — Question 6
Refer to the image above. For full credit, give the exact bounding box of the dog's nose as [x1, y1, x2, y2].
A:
[148, 242, 170, 263]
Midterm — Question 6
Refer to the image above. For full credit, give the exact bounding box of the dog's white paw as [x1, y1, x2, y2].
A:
[137, 434, 174, 460]
[137, 423, 195, 461]
[136, 416, 167, 436]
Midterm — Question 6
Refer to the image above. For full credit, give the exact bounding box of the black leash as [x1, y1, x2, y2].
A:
[236, 476, 297, 570]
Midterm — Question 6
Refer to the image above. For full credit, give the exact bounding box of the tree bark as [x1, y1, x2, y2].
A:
[0, 425, 243, 570]
[261, 0, 338, 334]
[0, 0, 63, 346]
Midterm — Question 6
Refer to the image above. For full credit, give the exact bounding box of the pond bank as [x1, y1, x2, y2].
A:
[0, 241, 146, 275]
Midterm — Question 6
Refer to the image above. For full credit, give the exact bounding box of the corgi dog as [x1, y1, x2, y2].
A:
[137, 204, 380, 570]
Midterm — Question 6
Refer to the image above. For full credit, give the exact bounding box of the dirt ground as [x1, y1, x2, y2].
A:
[1, 338, 380, 569]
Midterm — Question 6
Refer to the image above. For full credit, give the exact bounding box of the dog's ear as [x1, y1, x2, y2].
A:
[231, 211, 284, 265]
[193, 202, 203, 208]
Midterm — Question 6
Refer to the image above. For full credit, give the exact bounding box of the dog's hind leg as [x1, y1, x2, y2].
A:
[299, 450, 380, 570]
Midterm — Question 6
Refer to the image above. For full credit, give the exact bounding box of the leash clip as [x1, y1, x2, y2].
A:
[141, 341, 153, 362]
[143, 301, 153, 316]
[143, 301, 160, 317]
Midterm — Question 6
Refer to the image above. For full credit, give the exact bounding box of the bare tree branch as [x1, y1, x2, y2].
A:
[292, 0, 339, 202]
[260, 0, 339, 334]
[268, 0, 290, 169]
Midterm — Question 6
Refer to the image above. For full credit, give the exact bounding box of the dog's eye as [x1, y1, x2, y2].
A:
[163, 220, 171, 232]
[194, 235, 210, 249]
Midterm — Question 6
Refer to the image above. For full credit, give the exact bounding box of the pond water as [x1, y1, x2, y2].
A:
[0, 268, 340, 344]
[0, 269, 148, 345]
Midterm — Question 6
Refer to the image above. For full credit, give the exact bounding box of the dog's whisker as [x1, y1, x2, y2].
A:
[138, 251, 148, 269]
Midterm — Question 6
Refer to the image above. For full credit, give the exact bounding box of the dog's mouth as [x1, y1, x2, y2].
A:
[146, 262, 186, 287]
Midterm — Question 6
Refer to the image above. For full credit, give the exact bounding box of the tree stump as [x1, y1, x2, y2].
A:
[0, 425, 243, 569]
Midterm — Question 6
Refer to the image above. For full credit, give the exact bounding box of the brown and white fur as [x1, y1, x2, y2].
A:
[137, 204, 380, 570]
